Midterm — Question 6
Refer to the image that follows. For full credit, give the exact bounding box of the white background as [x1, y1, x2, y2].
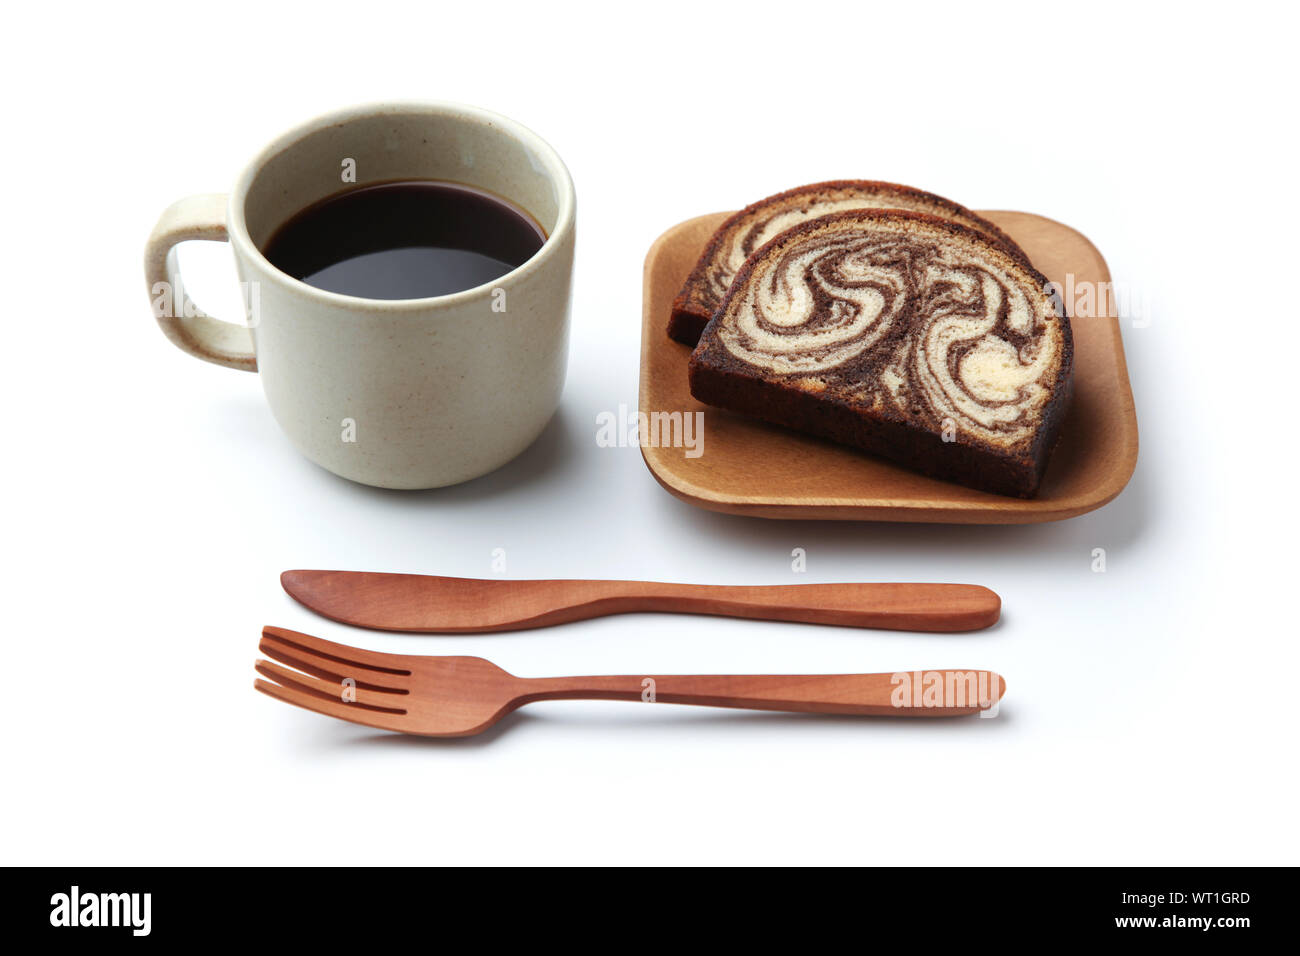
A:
[3, 1, 1296, 865]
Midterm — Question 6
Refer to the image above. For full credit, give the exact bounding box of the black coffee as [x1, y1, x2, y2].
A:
[262, 180, 546, 299]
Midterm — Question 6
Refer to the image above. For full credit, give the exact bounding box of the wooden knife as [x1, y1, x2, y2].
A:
[280, 570, 1000, 633]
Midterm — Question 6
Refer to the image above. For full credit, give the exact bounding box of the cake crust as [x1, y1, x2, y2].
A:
[669, 180, 1030, 347]
[687, 209, 1073, 498]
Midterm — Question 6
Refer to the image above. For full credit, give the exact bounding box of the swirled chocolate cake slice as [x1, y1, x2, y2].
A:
[688, 210, 1072, 497]
[668, 180, 1028, 346]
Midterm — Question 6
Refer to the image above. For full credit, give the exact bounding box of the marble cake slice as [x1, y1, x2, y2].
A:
[688, 209, 1072, 498]
[668, 180, 1029, 346]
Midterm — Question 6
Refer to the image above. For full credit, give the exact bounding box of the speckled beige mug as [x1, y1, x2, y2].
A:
[144, 102, 575, 489]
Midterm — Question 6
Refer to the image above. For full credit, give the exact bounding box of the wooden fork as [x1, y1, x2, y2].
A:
[254, 626, 1005, 737]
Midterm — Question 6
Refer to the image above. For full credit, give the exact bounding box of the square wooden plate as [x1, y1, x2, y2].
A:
[639, 210, 1138, 523]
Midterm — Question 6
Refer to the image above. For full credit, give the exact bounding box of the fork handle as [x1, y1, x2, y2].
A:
[518, 671, 1004, 717]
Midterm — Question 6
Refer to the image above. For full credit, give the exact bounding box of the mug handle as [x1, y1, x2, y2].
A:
[144, 193, 257, 372]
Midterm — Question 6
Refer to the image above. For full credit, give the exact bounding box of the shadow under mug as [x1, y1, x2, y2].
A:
[144, 102, 576, 490]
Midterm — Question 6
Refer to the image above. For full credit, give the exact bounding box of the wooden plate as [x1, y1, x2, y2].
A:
[638, 210, 1138, 523]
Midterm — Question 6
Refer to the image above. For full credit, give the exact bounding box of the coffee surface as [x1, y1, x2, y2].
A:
[262, 180, 546, 299]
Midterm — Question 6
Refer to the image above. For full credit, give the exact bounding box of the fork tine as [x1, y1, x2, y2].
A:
[261, 626, 412, 673]
[258, 636, 408, 692]
[255, 660, 407, 711]
[254, 678, 410, 733]
[261, 625, 412, 672]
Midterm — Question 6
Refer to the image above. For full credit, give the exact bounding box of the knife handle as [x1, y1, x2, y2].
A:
[598, 581, 1000, 632]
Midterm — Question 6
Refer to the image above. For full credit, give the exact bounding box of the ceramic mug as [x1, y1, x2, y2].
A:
[144, 102, 575, 489]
